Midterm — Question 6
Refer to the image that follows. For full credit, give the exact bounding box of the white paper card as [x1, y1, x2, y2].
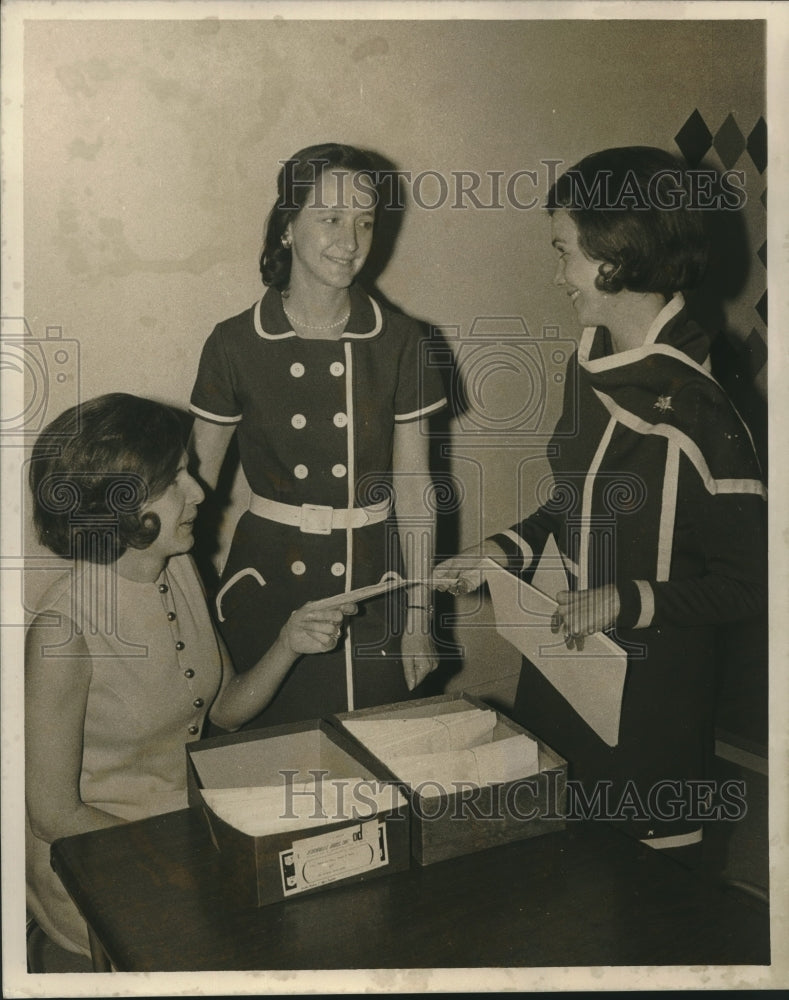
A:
[343, 709, 498, 758]
[483, 554, 627, 747]
[392, 735, 540, 798]
[202, 778, 406, 837]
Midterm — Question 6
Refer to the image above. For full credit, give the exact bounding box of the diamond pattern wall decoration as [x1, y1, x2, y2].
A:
[747, 117, 767, 174]
[713, 113, 746, 169]
[675, 110, 713, 167]
[674, 110, 767, 398]
[755, 291, 767, 326]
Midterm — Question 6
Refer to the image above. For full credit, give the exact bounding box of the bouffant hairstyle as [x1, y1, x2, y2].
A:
[29, 393, 184, 563]
[259, 142, 379, 290]
[547, 146, 709, 296]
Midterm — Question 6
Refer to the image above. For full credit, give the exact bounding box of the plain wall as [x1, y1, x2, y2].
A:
[20, 17, 766, 704]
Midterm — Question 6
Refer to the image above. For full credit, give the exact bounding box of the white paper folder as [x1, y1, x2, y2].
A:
[482, 540, 627, 747]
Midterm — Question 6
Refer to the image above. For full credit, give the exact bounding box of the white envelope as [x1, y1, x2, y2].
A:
[482, 538, 627, 747]
[308, 574, 434, 611]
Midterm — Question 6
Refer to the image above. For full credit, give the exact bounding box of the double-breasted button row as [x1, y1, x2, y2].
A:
[291, 561, 346, 576]
[292, 463, 347, 479]
[289, 361, 345, 378]
[290, 411, 347, 430]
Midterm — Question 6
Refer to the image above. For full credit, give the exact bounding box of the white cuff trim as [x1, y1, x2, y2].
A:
[190, 403, 242, 425]
[501, 529, 533, 563]
[634, 579, 655, 629]
[394, 397, 448, 422]
[640, 828, 703, 849]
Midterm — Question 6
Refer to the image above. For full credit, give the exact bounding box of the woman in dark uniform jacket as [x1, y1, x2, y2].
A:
[434, 147, 766, 858]
[189, 143, 447, 727]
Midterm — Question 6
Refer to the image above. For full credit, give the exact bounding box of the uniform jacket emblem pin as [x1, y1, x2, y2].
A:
[654, 395, 673, 413]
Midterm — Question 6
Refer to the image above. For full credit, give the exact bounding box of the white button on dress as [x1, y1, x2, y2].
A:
[330, 362, 345, 377]
[291, 414, 307, 429]
[290, 362, 305, 378]
[294, 464, 309, 479]
[332, 464, 347, 478]
[331, 563, 346, 576]
[333, 412, 348, 428]
[291, 561, 306, 576]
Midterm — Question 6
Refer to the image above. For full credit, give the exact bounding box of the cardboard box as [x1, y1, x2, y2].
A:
[330, 693, 566, 866]
[186, 719, 411, 907]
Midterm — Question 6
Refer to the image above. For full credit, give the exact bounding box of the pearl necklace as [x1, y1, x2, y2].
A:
[282, 303, 351, 331]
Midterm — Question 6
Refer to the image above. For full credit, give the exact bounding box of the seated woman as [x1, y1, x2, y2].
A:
[25, 393, 355, 960]
[435, 146, 767, 862]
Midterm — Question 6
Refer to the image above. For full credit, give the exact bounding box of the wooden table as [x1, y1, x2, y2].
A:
[50, 809, 770, 972]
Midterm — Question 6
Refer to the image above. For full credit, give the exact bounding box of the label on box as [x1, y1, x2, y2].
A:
[279, 820, 388, 896]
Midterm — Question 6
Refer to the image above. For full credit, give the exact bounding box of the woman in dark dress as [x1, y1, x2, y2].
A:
[434, 146, 766, 858]
[189, 143, 447, 727]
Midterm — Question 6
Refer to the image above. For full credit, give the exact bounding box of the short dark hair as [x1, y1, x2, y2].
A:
[29, 393, 184, 563]
[259, 142, 379, 290]
[547, 146, 709, 296]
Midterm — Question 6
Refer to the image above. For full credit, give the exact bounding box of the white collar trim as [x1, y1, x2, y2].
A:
[579, 293, 686, 369]
[253, 293, 383, 341]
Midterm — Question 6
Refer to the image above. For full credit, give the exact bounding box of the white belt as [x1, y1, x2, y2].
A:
[248, 493, 390, 535]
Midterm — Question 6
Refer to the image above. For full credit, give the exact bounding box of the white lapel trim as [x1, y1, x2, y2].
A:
[579, 294, 686, 373]
[578, 416, 617, 590]
[656, 440, 680, 582]
[592, 388, 766, 499]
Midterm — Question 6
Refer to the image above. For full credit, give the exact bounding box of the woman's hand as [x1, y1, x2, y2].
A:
[551, 585, 620, 650]
[213, 602, 356, 731]
[400, 616, 439, 691]
[279, 602, 358, 656]
[433, 540, 507, 596]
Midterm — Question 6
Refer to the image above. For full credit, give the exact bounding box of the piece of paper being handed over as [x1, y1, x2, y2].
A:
[308, 573, 433, 610]
[481, 538, 627, 747]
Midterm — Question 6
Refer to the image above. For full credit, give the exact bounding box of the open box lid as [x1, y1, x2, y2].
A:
[188, 726, 384, 789]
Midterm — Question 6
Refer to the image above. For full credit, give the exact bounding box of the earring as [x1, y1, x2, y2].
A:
[281, 234, 292, 249]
